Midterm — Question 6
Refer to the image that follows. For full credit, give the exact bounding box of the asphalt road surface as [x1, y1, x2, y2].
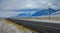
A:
[7, 18, 60, 33]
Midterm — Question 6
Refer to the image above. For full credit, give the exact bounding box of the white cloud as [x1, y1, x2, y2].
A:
[0, 11, 20, 17]
[1, 0, 27, 10]
[1, 0, 60, 10]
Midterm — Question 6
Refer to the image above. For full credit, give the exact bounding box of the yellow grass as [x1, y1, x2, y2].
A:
[23, 17, 60, 21]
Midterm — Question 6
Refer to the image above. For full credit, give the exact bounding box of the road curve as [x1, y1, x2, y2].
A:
[6, 18, 60, 33]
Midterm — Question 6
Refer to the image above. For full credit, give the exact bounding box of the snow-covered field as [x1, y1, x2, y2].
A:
[0, 18, 39, 33]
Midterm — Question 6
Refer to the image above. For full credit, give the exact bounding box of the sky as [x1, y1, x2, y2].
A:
[1, 0, 60, 10]
[0, 0, 60, 17]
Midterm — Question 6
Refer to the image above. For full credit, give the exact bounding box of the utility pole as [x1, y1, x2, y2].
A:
[48, 6, 51, 20]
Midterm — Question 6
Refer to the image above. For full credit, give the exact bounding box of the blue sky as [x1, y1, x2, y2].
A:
[0, 0, 60, 17]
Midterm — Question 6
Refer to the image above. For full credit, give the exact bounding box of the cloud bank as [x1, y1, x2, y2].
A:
[1, 0, 60, 10]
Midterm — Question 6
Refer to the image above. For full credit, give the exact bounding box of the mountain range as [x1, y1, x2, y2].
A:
[16, 8, 60, 17]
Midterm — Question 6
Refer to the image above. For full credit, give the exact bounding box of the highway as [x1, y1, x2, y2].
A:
[6, 18, 60, 33]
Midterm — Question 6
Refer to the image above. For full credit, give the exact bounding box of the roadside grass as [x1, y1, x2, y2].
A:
[23, 17, 60, 21]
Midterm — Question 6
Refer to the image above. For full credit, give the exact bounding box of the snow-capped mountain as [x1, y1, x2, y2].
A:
[1, 7, 60, 18]
[15, 8, 60, 18]
[31, 8, 60, 16]
[50, 11, 60, 17]
[15, 8, 43, 17]
[51, 11, 60, 15]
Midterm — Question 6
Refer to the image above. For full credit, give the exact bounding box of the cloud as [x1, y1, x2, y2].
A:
[0, 11, 21, 17]
[0, 0, 60, 17]
[0, 10, 35, 17]
[1, 0, 60, 10]
[1, 0, 27, 10]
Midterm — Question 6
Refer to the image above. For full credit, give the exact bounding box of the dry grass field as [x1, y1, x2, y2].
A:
[22, 17, 60, 21]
